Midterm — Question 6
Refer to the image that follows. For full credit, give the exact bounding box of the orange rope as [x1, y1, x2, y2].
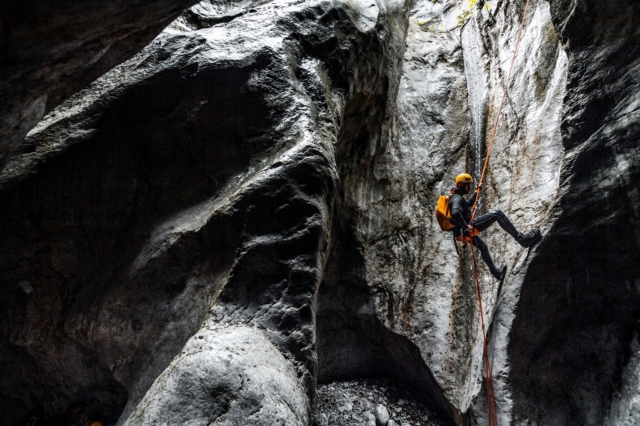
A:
[471, 244, 498, 426]
[471, 0, 532, 223]
[463, 0, 532, 425]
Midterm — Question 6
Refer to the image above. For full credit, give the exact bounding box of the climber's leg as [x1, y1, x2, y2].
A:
[472, 210, 519, 237]
[472, 236, 506, 280]
[472, 210, 541, 247]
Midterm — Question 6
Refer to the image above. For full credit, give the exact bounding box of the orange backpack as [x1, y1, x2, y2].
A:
[436, 194, 455, 231]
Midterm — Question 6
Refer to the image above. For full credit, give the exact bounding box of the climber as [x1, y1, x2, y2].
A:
[449, 173, 541, 280]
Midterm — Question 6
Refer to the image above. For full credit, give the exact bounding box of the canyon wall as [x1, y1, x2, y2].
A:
[1, 0, 638, 425]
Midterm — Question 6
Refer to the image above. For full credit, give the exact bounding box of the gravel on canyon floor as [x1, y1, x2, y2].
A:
[312, 378, 450, 426]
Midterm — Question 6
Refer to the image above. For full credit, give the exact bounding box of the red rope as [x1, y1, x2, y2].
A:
[463, 0, 532, 425]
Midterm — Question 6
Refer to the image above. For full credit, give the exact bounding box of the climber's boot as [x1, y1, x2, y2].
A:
[492, 265, 507, 281]
[517, 229, 542, 248]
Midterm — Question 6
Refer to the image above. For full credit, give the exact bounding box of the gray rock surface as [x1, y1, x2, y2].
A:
[458, 0, 567, 423]
[315, 412, 329, 426]
[124, 326, 309, 425]
[0, 0, 215, 171]
[318, 0, 564, 420]
[1, 0, 639, 425]
[504, 0, 640, 425]
[604, 334, 640, 426]
[1, 0, 341, 421]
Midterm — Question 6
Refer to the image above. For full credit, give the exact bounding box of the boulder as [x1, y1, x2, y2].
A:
[375, 403, 390, 425]
[123, 326, 308, 425]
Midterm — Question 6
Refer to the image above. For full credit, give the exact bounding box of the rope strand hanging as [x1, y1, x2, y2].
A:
[464, 0, 531, 425]
[471, 0, 531, 222]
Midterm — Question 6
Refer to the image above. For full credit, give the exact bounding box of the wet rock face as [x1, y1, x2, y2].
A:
[318, 0, 567, 421]
[1, 0, 639, 425]
[508, 0, 640, 425]
[317, 0, 471, 418]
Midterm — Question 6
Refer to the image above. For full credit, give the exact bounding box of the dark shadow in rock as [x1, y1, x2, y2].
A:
[508, 1, 640, 423]
[316, 223, 458, 426]
[0, 51, 281, 424]
[0, 0, 205, 170]
[508, 137, 640, 425]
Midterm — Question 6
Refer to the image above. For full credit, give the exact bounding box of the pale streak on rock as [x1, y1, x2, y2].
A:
[461, 1, 567, 423]
[605, 334, 640, 426]
[333, 0, 380, 33]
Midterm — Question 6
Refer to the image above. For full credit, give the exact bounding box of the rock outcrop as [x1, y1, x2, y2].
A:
[0, 0, 391, 422]
[1, 0, 638, 425]
[125, 326, 310, 425]
[506, 0, 640, 424]
[0, 0, 206, 170]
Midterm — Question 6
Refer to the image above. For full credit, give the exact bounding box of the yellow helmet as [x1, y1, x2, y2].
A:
[455, 173, 473, 186]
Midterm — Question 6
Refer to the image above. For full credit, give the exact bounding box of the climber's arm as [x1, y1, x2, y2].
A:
[467, 183, 482, 209]
[449, 196, 468, 230]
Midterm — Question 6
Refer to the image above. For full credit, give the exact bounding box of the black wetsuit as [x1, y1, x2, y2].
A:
[448, 189, 477, 238]
[449, 188, 522, 277]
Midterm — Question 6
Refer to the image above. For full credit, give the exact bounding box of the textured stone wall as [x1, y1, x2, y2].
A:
[1, 1, 341, 421]
[0, 0, 211, 170]
[507, 0, 640, 424]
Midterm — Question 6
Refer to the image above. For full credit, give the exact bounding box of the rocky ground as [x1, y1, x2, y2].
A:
[313, 378, 450, 426]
